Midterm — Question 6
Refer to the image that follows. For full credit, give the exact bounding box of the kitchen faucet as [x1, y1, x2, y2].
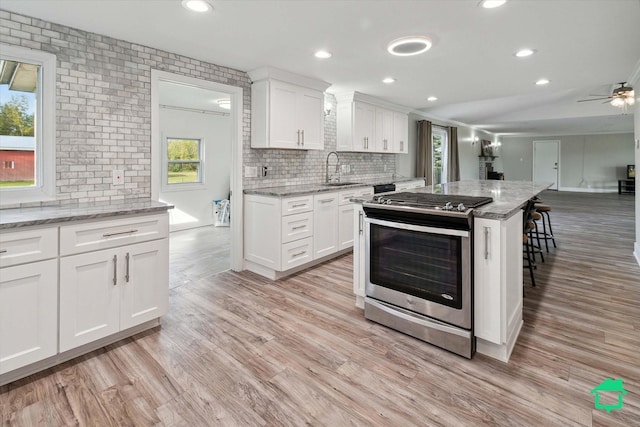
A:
[326, 151, 340, 183]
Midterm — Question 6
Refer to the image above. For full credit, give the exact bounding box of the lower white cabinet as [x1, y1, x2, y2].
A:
[313, 193, 339, 258]
[352, 203, 367, 308]
[338, 204, 355, 250]
[394, 179, 425, 191]
[59, 239, 168, 352]
[0, 259, 58, 375]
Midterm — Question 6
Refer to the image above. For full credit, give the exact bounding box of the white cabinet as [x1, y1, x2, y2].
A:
[474, 212, 523, 362]
[350, 187, 375, 308]
[393, 112, 409, 154]
[0, 227, 58, 375]
[336, 92, 410, 154]
[248, 68, 330, 150]
[313, 193, 339, 258]
[59, 214, 169, 353]
[375, 108, 394, 152]
[0, 259, 57, 375]
[59, 239, 168, 351]
[339, 204, 355, 250]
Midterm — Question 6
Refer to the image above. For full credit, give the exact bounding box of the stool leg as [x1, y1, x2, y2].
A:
[533, 221, 545, 263]
[524, 239, 536, 287]
[540, 212, 550, 252]
[544, 211, 557, 248]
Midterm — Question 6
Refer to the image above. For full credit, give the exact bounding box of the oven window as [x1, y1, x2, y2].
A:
[369, 224, 462, 309]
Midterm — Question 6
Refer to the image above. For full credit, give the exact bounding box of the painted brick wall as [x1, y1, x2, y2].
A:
[1, 10, 397, 206]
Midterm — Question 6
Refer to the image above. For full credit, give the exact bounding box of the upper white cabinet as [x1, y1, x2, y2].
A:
[248, 67, 331, 150]
[336, 91, 411, 154]
[393, 112, 409, 154]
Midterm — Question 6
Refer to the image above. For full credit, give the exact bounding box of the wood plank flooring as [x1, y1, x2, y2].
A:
[2, 191, 639, 426]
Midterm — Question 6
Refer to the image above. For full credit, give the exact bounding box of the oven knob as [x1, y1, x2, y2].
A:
[444, 202, 453, 210]
[386, 199, 393, 204]
[377, 197, 384, 204]
[457, 203, 466, 212]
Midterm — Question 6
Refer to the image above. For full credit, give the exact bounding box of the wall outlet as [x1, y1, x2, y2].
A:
[112, 169, 124, 185]
[260, 166, 268, 177]
[245, 166, 257, 178]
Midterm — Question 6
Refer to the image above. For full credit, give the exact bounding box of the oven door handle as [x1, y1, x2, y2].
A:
[365, 217, 469, 238]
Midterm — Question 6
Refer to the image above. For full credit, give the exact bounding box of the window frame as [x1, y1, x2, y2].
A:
[0, 44, 56, 206]
[432, 127, 448, 186]
[161, 136, 205, 192]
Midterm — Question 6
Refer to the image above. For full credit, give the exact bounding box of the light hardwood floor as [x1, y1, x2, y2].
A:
[1, 191, 638, 426]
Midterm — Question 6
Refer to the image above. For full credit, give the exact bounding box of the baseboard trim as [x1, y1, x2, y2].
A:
[558, 187, 617, 193]
[244, 248, 352, 281]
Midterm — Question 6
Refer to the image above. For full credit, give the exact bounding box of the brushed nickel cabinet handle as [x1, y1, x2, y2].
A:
[292, 250, 307, 258]
[484, 227, 490, 260]
[292, 225, 306, 231]
[297, 129, 300, 145]
[113, 254, 118, 286]
[103, 229, 138, 237]
[0, 249, 7, 254]
[125, 252, 130, 283]
[291, 203, 306, 208]
[359, 211, 364, 235]
[301, 129, 304, 146]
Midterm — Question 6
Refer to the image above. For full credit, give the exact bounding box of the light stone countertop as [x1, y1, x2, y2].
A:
[243, 177, 426, 197]
[353, 180, 552, 220]
[0, 199, 174, 229]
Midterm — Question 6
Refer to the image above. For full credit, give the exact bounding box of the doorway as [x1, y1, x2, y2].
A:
[151, 70, 244, 271]
[533, 140, 560, 190]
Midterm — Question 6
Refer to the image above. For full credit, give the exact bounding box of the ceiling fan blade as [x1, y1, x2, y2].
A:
[577, 97, 611, 102]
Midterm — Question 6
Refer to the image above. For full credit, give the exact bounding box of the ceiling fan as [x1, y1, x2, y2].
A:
[577, 82, 635, 109]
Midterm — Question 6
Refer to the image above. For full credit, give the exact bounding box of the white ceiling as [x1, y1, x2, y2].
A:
[2, 0, 640, 137]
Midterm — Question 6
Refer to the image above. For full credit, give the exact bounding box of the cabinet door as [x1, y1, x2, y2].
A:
[0, 259, 57, 374]
[354, 102, 375, 151]
[297, 88, 324, 150]
[393, 112, 409, 154]
[473, 218, 503, 344]
[269, 81, 300, 148]
[120, 240, 169, 330]
[60, 249, 120, 352]
[338, 204, 355, 250]
[313, 193, 339, 258]
[352, 204, 366, 305]
[375, 108, 394, 152]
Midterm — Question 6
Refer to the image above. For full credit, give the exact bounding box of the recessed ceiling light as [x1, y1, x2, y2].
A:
[314, 50, 332, 59]
[515, 48, 536, 57]
[535, 79, 550, 85]
[479, 0, 507, 8]
[387, 36, 432, 56]
[382, 77, 396, 84]
[427, 96, 438, 102]
[217, 99, 230, 109]
[181, 0, 213, 13]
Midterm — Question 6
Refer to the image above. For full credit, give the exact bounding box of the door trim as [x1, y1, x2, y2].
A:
[532, 140, 560, 190]
[151, 70, 244, 271]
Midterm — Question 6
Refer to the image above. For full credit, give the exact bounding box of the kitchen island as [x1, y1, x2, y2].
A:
[353, 180, 551, 362]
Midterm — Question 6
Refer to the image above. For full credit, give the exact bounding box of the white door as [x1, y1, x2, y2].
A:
[354, 102, 375, 151]
[270, 81, 299, 148]
[120, 240, 169, 330]
[59, 249, 120, 352]
[393, 112, 409, 154]
[0, 260, 58, 374]
[297, 88, 323, 150]
[313, 193, 339, 258]
[338, 204, 355, 250]
[533, 140, 559, 190]
[375, 108, 393, 152]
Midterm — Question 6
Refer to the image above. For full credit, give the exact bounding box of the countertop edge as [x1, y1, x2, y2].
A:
[0, 202, 174, 229]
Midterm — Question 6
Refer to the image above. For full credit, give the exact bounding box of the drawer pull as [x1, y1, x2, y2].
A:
[113, 254, 118, 286]
[319, 199, 334, 203]
[292, 225, 306, 231]
[0, 249, 7, 254]
[103, 229, 138, 237]
[292, 250, 307, 258]
[125, 252, 130, 283]
[291, 203, 307, 208]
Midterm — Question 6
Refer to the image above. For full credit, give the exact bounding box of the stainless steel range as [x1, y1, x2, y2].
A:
[362, 192, 493, 358]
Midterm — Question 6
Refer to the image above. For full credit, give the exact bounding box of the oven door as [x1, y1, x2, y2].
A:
[365, 217, 471, 329]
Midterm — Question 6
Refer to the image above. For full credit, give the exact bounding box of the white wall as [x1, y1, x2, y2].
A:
[501, 133, 634, 190]
[398, 113, 494, 181]
[159, 108, 232, 231]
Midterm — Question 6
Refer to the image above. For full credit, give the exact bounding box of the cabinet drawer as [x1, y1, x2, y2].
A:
[281, 237, 313, 271]
[282, 195, 313, 215]
[0, 227, 58, 267]
[356, 187, 374, 198]
[339, 189, 357, 205]
[60, 213, 169, 256]
[281, 211, 313, 244]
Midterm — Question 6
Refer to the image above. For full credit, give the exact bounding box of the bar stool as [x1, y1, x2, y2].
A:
[523, 233, 536, 288]
[535, 203, 557, 252]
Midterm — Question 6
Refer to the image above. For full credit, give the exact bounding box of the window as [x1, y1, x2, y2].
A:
[432, 128, 448, 185]
[0, 45, 56, 205]
[166, 138, 203, 185]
